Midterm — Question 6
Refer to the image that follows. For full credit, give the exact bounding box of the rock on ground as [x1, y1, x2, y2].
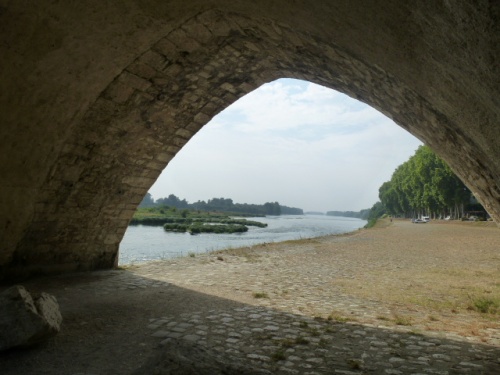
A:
[0, 285, 62, 351]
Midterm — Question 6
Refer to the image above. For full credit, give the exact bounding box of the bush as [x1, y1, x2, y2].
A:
[364, 218, 378, 229]
[188, 224, 249, 234]
[163, 223, 189, 232]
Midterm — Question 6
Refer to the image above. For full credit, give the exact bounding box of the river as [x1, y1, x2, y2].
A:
[118, 214, 366, 265]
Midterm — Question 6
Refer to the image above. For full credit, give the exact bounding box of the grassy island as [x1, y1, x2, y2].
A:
[130, 206, 267, 234]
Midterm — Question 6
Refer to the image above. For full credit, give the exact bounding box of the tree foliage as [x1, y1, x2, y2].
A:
[138, 192, 155, 208]
[139, 193, 303, 216]
[326, 209, 371, 220]
[378, 146, 476, 219]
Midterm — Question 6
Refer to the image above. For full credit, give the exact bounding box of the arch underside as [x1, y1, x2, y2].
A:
[1, 3, 499, 280]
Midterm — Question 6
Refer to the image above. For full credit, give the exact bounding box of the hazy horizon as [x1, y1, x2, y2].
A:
[148, 78, 422, 212]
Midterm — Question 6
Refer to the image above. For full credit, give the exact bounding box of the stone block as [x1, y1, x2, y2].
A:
[104, 81, 135, 104]
[167, 28, 201, 53]
[155, 152, 173, 163]
[175, 128, 192, 139]
[145, 160, 165, 171]
[121, 176, 155, 188]
[197, 10, 233, 37]
[172, 137, 187, 147]
[139, 50, 170, 71]
[104, 232, 122, 244]
[0, 285, 62, 351]
[126, 61, 158, 80]
[163, 63, 183, 77]
[220, 82, 236, 93]
[193, 112, 211, 125]
[119, 71, 151, 92]
[154, 38, 177, 57]
[182, 21, 213, 44]
[166, 145, 181, 154]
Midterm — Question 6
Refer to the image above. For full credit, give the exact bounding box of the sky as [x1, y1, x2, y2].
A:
[148, 78, 422, 212]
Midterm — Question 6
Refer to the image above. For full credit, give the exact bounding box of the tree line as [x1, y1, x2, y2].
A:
[372, 145, 486, 220]
[326, 209, 371, 220]
[139, 193, 303, 216]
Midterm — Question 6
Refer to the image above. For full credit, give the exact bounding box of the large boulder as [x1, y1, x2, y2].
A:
[0, 285, 62, 351]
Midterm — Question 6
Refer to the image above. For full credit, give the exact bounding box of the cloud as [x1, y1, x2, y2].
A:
[216, 80, 381, 135]
[149, 79, 422, 211]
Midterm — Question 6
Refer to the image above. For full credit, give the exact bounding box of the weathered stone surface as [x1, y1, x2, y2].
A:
[0, 2, 499, 280]
[0, 285, 62, 350]
[132, 339, 271, 375]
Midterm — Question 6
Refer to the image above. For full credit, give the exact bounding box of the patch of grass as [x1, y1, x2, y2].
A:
[364, 218, 378, 229]
[324, 326, 336, 333]
[347, 359, 363, 370]
[328, 313, 350, 323]
[318, 338, 329, 347]
[428, 315, 439, 322]
[294, 336, 310, 345]
[252, 292, 269, 299]
[408, 329, 425, 337]
[188, 252, 196, 258]
[376, 315, 391, 321]
[393, 315, 413, 326]
[281, 339, 296, 348]
[309, 328, 320, 337]
[299, 321, 309, 328]
[469, 296, 499, 314]
[271, 350, 286, 361]
[254, 333, 274, 340]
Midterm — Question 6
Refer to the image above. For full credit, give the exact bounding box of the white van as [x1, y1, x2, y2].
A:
[421, 216, 430, 222]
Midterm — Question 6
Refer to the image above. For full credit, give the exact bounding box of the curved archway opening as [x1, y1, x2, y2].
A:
[3, 6, 499, 281]
[1, 2, 500, 372]
[150, 78, 423, 211]
[119, 78, 424, 264]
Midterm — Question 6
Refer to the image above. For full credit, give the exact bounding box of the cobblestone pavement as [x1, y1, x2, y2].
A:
[3, 220, 499, 374]
[66, 263, 500, 374]
[83, 221, 500, 374]
[146, 306, 500, 374]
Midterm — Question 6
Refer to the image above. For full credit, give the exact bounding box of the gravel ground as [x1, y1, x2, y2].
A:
[1, 219, 499, 374]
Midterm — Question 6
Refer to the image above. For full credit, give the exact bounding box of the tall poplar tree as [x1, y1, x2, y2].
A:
[379, 146, 473, 218]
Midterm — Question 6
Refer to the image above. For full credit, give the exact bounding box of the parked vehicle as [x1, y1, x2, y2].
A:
[412, 218, 427, 223]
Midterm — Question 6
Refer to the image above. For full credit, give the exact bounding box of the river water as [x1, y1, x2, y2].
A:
[118, 215, 366, 265]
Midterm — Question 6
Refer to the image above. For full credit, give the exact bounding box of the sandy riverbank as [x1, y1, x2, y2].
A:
[1, 219, 499, 374]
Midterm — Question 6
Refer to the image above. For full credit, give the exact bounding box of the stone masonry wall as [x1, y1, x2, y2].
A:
[0, 2, 499, 280]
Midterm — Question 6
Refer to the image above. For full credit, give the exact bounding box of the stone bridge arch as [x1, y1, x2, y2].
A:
[0, 1, 499, 280]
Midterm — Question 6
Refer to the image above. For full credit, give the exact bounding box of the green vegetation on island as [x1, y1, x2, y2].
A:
[130, 206, 268, 234]
[139, 194, 303, 216]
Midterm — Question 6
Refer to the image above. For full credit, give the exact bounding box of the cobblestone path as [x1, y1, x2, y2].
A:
[105, 220, 500, 373]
